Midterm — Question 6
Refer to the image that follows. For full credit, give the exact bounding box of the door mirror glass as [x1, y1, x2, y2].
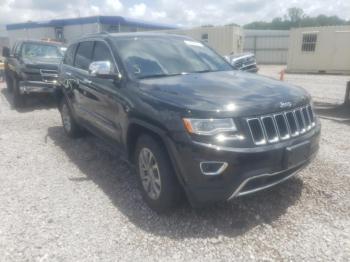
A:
[2, 46, 10, 58]
[89, 61, 114, 78]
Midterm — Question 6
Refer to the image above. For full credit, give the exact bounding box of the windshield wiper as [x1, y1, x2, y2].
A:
[138, 73, 183, 79]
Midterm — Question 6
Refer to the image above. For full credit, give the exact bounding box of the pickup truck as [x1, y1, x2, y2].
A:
[225, 52, 259, 73]
[2, 40, 66, 107]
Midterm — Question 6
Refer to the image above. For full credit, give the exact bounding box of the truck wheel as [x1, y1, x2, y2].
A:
[135, 135, 183, 213]
[13, 78, 25, 108]
[59, 98, 83, 138]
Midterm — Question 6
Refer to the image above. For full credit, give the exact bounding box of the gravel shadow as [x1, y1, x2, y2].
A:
[0, 87, 57, 113]
[47, 125, 303, 239]
[314, 101, 350, 126]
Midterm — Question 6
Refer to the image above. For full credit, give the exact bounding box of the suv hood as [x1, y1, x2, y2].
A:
[139, 70, 310, 117]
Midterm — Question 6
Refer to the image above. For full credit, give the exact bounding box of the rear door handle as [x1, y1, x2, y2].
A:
[65, 72, 72, 76]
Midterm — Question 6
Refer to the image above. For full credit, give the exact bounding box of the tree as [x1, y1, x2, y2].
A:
[243, 7, 350, 30]
[287, 7, 305, 23]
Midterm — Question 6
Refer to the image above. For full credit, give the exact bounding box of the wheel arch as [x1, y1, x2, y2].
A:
[126, 119, 186, 186]
[126, 120, 167, 161]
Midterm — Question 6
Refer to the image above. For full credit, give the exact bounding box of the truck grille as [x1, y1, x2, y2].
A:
[232, 56, 256, 70]
[232, 60, 244, 69]
[40, 69, 58, 83]
[247, 105, 315, 145]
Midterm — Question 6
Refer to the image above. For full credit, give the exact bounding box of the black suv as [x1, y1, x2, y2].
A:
[2, 40, 66, 107]
[58, 33, 320, 212]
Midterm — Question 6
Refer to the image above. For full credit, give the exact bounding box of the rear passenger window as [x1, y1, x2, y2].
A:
[63, 44, 76, 66]
[74, 41, 94, 70]
[92, 42, 113, 64]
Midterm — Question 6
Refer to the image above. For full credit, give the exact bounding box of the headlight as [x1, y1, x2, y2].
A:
[183, 118, 237, 135]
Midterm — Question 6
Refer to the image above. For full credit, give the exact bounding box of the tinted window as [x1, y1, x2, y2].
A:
[63, 44, 76, 66]
[92, 41, 113, 64]
[74, 41, 94, 70]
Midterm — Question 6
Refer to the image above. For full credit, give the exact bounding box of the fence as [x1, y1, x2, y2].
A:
[243, 30, 290, 65]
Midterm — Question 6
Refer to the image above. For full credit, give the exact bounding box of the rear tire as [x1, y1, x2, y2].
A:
[13, 78, 25, 108]
[59, 98, 83, 138]
[135, 135, 183, 213]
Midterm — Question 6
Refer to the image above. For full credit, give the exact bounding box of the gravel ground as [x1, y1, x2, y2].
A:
[0, 67, 349, 261]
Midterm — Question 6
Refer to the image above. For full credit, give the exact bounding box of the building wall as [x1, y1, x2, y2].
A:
[63, 23, 100, 42]
[7, 27, 55, 47]
[243, 30, 289, 64]
[7, 22, 170, 46]
[6, 24, 99, 46]
[287, 26, 350, 74]
[159, 26, 243, 56]
[0, 25, 7, 37]
[0, 25, 9, 60]
[6, 15, 175, 47]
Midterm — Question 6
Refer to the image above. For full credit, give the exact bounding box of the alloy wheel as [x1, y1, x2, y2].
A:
[138, 148, 162, 200]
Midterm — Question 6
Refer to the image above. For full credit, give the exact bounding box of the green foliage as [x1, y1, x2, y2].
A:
[244, 7, 349, 30]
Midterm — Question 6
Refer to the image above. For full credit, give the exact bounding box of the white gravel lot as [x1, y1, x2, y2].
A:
[0, 67, 349, 261]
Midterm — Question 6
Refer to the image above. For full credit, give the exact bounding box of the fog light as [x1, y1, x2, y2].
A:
[200, 161, 228, 176]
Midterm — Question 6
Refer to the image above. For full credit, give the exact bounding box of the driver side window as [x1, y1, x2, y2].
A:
[74, 41, 94, 71]
[92, 41, 114, 71]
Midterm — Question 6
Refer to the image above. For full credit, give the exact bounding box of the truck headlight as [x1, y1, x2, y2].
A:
[183, 118, 237, 135]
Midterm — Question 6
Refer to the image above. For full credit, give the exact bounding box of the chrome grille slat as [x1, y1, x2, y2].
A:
[247, 104, 316, 145]
[275, 113, 290, 140]
[295, 109, 306, 133]
[261, 116, 279, 143]
[247, 118, 267, 145]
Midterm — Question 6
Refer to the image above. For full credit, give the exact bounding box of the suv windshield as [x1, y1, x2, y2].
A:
[112, 36, 232, 79]
[21, 43, 64, 59]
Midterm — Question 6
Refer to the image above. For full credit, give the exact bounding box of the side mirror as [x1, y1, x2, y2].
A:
[89, 61, 120, 80]
[2, 46, 10, 58]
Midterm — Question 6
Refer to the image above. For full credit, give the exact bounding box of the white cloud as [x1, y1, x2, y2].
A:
[128, 3, 147, 17]
[151, 11, 167, 19]
[184, 10, 196, 22]
[0, 0, 349, 26]
[106, 0, 123, 12]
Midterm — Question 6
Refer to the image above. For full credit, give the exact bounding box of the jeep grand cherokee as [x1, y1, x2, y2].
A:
[57, 33, 320, 212]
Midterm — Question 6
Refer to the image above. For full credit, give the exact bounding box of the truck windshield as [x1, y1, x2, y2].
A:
[21, 43, 63, 59]
[112, 36, 232, 79]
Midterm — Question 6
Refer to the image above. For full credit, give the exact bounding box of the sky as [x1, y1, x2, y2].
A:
[0, 0, 349, 27]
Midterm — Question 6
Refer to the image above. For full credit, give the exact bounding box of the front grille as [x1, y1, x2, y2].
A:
[40, 69, 58, 83]
[247, 105, 316, 145]
[232, 60, 244, 69]
[232, 56, 256, 70]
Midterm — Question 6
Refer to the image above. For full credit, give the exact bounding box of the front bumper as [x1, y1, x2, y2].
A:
[167, 121, 320, 206]
[19, 81, 58, 94]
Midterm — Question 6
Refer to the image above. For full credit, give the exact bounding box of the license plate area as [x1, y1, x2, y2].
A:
[284, 141, 311, 169]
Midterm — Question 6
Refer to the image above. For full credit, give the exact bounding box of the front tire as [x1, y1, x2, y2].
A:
[59, 98, 83, 138]
[5, 73, 13, 93]
[135, 135, 183, 213]
[13, 78, 25, 108]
